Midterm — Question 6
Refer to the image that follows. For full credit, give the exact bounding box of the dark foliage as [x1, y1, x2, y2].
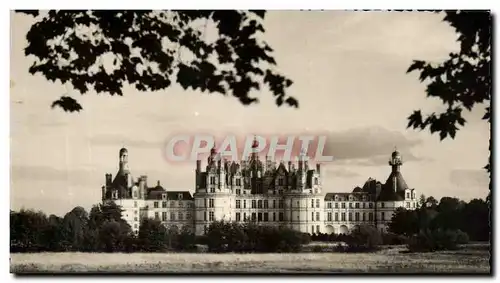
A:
[10, 201, 197, 253]
[407, 228, 469, 252]
[388, 196, 490, 242]
[406, 11, 491, 201]
[16, 10, 297, 111]
[205, 220, 309, 253]
[343, 225, 382, 252]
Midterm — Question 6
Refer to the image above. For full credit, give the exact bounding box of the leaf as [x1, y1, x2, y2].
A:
[51, 96, 83, 112]
[406, 60, 425, 73]
[21, 10, 297, 111]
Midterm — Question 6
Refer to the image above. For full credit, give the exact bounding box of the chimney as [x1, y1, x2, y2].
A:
[288, 161, 292, 171]
[105, 173, 112, 185]
[157, 180, 160, 187]
[196, 160, 201, 172]
[316, 164, 321, 174]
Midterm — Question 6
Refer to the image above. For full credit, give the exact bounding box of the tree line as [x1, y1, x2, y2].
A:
[10, 195, 489, 253]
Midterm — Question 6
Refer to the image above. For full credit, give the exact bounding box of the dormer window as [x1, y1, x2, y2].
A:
[278, 178, 284, 186]
[178, 193, 183, 200]
[236, 178, 241, 186]
[162, 193, 167, 200]
[112, 191, 118, 199]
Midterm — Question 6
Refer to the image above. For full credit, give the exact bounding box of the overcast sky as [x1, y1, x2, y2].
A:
[10, 11, 490, 216]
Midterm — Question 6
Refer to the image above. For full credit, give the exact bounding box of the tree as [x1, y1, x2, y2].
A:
[15, 10, 297, 112]
[388, 208, 419, 236]
[406, 11, 491, 199]
[425, 196, 439, 209]
[60, 206, 89, 251]
[137, 218, 168, 252]
[418, 194, 426, 208]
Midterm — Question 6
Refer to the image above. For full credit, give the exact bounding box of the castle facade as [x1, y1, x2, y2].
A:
[102, 144, 418, 235]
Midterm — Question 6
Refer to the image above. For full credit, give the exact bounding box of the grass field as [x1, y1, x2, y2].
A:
[10, 244, 491, 274]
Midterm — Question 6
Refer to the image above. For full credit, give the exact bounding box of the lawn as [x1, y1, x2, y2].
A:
[10, 244, 491, 274]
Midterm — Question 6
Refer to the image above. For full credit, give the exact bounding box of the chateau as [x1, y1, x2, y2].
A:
[102, 142, 418, 236]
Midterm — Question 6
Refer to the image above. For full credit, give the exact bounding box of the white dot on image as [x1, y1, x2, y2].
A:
[194, 112, 199, 117]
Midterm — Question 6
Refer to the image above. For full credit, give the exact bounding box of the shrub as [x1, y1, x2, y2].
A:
[344, 225, 382, 252]
[205, 221, 307, 253]
[407, 229, 469, 252]
[382, 232, 408, 245]
[456, 229, 470, 245]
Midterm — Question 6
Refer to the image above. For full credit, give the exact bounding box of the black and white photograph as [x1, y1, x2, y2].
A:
[8, 6, 492, 274]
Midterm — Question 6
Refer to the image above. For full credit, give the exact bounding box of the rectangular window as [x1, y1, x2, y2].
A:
[406, 192, 410, 198]
[236, 178, 241, 186]
[363, 202, 366, 209]
[406, 202, 410, 208]
[363, 213, 366, 221]
[252, 212, 256, 221]
[243, 212, 247, 221]
[204, 211, 207, 221]
[210, 187, 215, 193]
[162, 212, 167, 221]
[236, 189, 241, 195]
[209, 199, 214, 208]
[154, 202, 159, 208]
[278, 178, 284, 186]
[273, 212, 276, 222]
[348, 212, 352, 221]
[355, 212, 360, 221]
[316, 212, 320, 221]
[243, 200, 247, 208]
[134, 201, 138, 208]
[204, 198, 207, 207]
[341, 202, 346, 209]
[210, 176, 215, 185]
[349, 203, 353, 209]
[171, 212, 175, 221]
[258, 213, 262, 222]
[327, 212, 332, 221]
[279, 212, 284, 221]
[264, 200, 269, 209]
[311, 225, 315, 233]
[381, 202, 385, 208]
[355, 202, 360, 208]
[264, 213, 269, 222]
[236, 212, 241, 222]
[178, 212, 183, 221]
[341, 213, 346, 221]
[335, 203, 339, 209]
[155, 212, 159, 220]
[134, 217, 138, 222]
[335, 212, 339, 221]
[236, 200, 241, 208]
[311, 199, 314, 208]
[209, 211, 215, 221]
[162, 201, 167, 208]
[316, 225, 320, 233]
[311, 212, 314, 220]
[252, 200, 257, 209]
[316, 199, 320, 208]
[258, 200, 263, 208]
